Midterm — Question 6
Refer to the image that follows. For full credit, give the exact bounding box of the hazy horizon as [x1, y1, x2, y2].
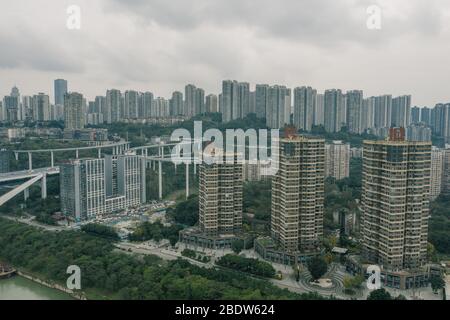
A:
[1, 0, 450, 107]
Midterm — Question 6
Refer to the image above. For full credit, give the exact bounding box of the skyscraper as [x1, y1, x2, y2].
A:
[442, 145, 450, 196]
[255, 84, 269, 119]
[60, 154, 146, 222]
[198, 149, 243, 237]
[170, 91, 183, 116]
[124, 90, 140, 119]
[325, 141, 350, 180]
[314, 93, 324, 127]
[221, 80, 250, 122]
[32, 93, 51, 121]
[266, 85, 291, 129]
[64, 92, 85, 130]
[270, 133, 325, 256]
[421, 107, 431, 126]
[411, 106, 421, 124]
[184, 84, 204, 118]
[361, 128, 431, 270]
[54, 79, 68, 106]
[346, 90, 363, 134]
[373, 95, 392, 128]
[179, 148, 243, 249]
[391, 95, 411, 128]
[2, 86, 21, 122]
[361, 97, 375, 131]
[195, 87, 205, 115]
[430, 146, 445, 200]
[324, 89, 346, 133]
[205, 94, 218, 113]
[105, 89, 122, 123]
[293, 86, 316, 132]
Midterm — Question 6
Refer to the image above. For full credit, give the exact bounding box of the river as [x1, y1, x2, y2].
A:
[0, 276, 74, 300]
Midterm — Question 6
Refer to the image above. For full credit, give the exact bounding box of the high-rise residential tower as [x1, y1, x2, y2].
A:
[64, 92, 85, 130]
[293, 86, 316, 132]
[430, 146, 445, 200]
[266, 85, 291, 129]
[346, 90, 363, 134]
[270, 133, 325, 255]
[325, 141, 350, 180]
[361, 128, 431, 270]
[324, 89, 346, 133]
[54, 79, 68, 106]
[60, 154, 146, 222]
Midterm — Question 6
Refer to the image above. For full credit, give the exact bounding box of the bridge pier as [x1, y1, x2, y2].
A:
[98, 148, 101, 158]
[75, 149, 79, 159]
[186, 163, 189, 199]
[24, 188, 29, 201]
[51, 151, 54, 168]
[158, 160, 162, 199]
[28, 152, 32, 171]
[41, 173, 47, 199]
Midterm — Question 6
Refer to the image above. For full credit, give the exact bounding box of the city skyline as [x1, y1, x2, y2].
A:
[1, 0, 450, 106]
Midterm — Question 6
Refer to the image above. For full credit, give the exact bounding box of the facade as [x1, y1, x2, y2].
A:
[205, 94, 218, 113]
[411, 106, 420, 124]
[266, 85, 291, 129]
[443, 145, 450, 196]
[293, 86, 316, 132]
[0, 149, 10, 173]
[324, 89, 346, 133]
[64, 92, 85, 130]
[54, 79, 68, 106]
[325, 141, 350, 180]
[180, 148, 243, 249]
[430, 147, 445, 200]
[361, 129, 431, 271]
[170, 91, 183, 116]
[105, 89, 122, 124]
[221, 80, 250, 122]
[255, 84, 269, 119]
[373, 95, 392, 129]
[346, 90, 363, 134]
[270, 134, 325, 256]
[406, 123, 432, 142]
[60, 154, 146, 222]
[32, 93, 51, 122]
[391, 95, 411, 128]
[184, 84, 204, 118]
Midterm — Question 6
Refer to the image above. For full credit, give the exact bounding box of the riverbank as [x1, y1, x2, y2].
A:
[0, 276, 74, 300]
[15, 270, 87, 300]
[0, 262, 17, 280]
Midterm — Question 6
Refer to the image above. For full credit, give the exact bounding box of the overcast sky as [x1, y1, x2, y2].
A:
[1, 0, 449, 106]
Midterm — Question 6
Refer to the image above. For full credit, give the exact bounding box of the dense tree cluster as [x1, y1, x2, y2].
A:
[307, 256, 328, 280]
[216, 254, 276, 278]
[167, 195, 199, 226]
[429, 195, 450, 254]
[81, 223, 120, 241]
[0, 218, 325, 300]
[243, 181, 271, 221]
[128, 221, 183, 246]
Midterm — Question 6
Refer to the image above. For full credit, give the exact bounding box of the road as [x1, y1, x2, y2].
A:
[0, 167, 59, 183]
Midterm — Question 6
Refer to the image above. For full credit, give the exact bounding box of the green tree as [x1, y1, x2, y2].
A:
[367, 288, 392, 300]
[430, 275, 445, 293]
[307, 256, 328, 281]
[231, 239, 244, 254]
